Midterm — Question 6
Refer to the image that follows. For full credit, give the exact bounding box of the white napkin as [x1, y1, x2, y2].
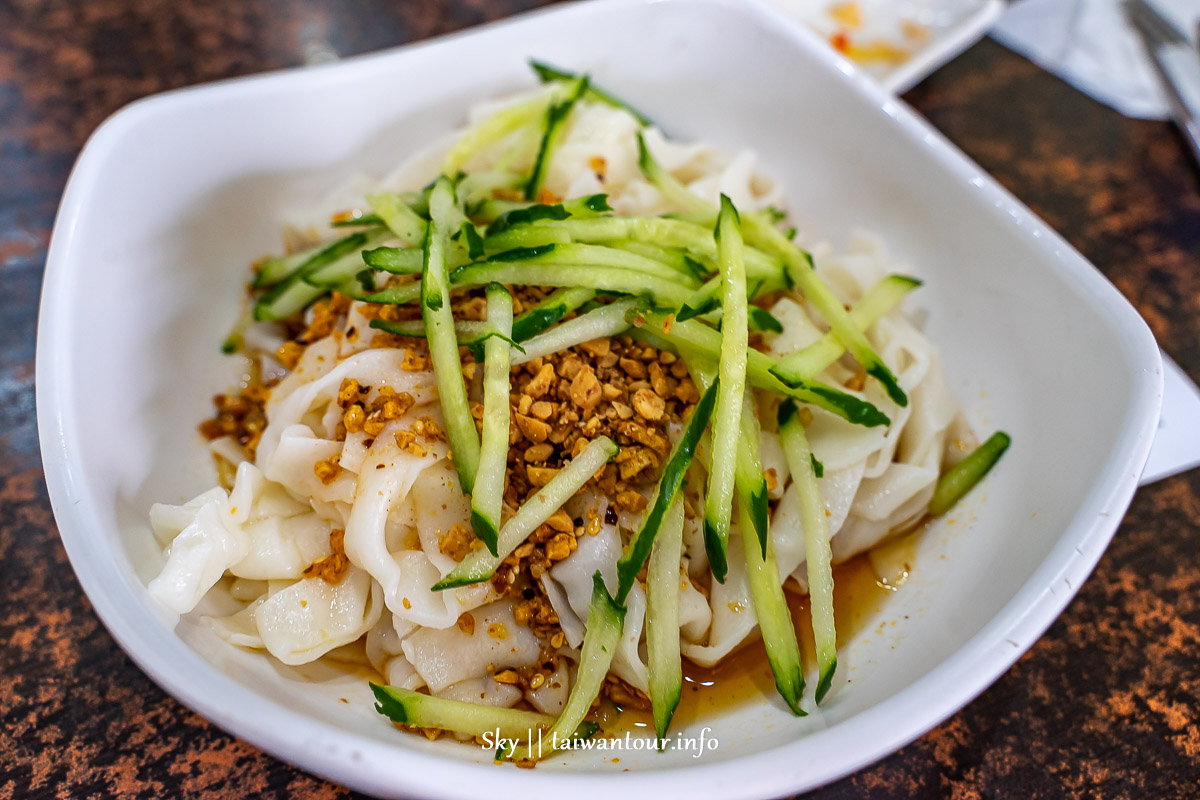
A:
[991, 0, 1199, 120]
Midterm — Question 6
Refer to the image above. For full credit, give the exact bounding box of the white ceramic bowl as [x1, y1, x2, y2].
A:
[36, 0, 1162, 797]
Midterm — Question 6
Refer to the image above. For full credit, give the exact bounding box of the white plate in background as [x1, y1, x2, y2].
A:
[763, 0, 1005, 91]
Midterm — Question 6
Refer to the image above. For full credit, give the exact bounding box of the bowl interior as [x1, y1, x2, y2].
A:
[38, 0, 1160, 795]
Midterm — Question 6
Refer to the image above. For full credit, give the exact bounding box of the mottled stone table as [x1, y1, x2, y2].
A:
[2, 2, 1197, 797]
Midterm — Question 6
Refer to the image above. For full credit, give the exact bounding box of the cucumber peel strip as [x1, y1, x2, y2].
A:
[253, 232, 372, 322]
[443, 87, 557, 176]
[629, 307, 890, 429]
[468, 283, 514, 555]
[740, 499, 807, 716]
[486, 193, 611, 237]
[526, 75, 588, 200]
[517, 571, 625, 762]
[777, 400, 837, 703]
[512, 297, 637, 366]
[529, 59, 653, 126]
[699, 196, 749, 583]
[646, 498, 685, 743]
[770, 274, 921, 385]
[929, 431, 1011, 517]
[511, 286, 597, 342]
[432, 437, 618, 590]
[371, 683, 552, 740]
[422, 177, 481, 494]
[615, 379, 719, 602]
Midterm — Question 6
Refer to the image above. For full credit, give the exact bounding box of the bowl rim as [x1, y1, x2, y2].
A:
[35, 0, 1164, 797]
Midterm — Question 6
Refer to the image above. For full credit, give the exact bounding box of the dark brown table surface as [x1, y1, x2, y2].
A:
[3, 2, 1199, 798]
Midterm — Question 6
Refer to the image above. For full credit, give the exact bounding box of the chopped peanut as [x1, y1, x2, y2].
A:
[525, 363, 556, 398]
[632, 388, 665, 421]
[313, 456, 342, 485]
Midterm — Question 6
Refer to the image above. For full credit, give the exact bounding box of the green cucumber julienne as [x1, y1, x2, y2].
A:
[735, 393, 770, 554]
[450, 261, 692, 308]
[529, 59, 653, 126]
[512, 297, 637, 366]
[367, 191, 428, 249]
[510, 286, 597, 342]
[442, 88, 557, 177]
[770, 274, 920, 385]
[483, 216, 785, 281]
[253, 231, 374, 322]
[778, 400, 838, 704]
[371, 683, 553, 740]
[304, 229, 394, 288]
[422, 176, 481, 494]
[526, 75, 588, 201]
[486, 242, 698, 287]
[928, 431, 1011, 517]
[646, 498, 686, 743]
[740, 498, 806, 716]
[629, 307, 890, 429]
[704, 196, 750, 584]
[515, 571, 625, 762]
[684, 357, 769, 555]
[468, 283, 514, 556]
[486, 193, 612, 237]
[362, 245, 424, 275]
[759, 226, 908, 407]
[432, 437, 618, 591]
[633, 131, 903, 404]
[615, 379, 719, 602]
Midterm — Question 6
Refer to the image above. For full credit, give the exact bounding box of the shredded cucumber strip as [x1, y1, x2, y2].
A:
[740, 499, 806, 716]
[615, 379, 718, 601]
[371, 683, 552, 740]
[305, 230, 394, 288]
[364, 257, 687, 308]
[442, 87, 558, 176]
[735, 394, 771, 554]
[433, 437, 618, 590]
[362, 245, 424, 275]
[636, 132, 713, 216]
[634, 134, 901, 403]
[526, 76, 588, 200]
[646, 494, 685, 743]
[630, 309, 890, 429]
[367, 192, 428, 249]
[511, 286, 596, 342]
[530, 60, 653, 126]
[519, 572, 625, 762]
[469, 284, 513, 556]
[485, 194, 612, 237]
[771, 275, 921, 385]
[512, 298, 637, 366]
[487, 242, 699, 286]
[450, 262, 692, 307]
[422, 177, 480, 494]
[253, 227, 381, 289]
[253, 232, 373, 322]
[368, 317, 493, 341]
[929, 431, 1011, 517]
[777, 401, 837, 703]
[756, 224, 907, 407]
[685, 358, 769, 556]
[484, 216, 784, 280]
[597, 239, 709, 281]
[704, 197, 750, 584]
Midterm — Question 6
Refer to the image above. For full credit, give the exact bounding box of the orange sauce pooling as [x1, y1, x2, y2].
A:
[608, 530, 921, 733]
